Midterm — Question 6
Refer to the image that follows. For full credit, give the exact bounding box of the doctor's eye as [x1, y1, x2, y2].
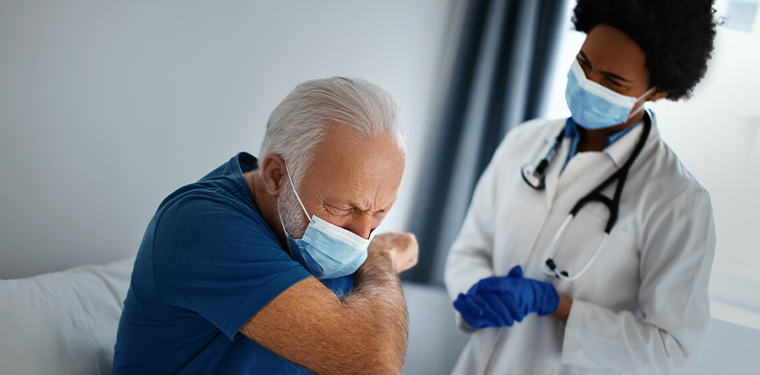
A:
[577, 57, 591, 73]
[606, 78, 624, 88]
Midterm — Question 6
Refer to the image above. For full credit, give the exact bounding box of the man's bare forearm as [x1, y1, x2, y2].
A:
[342, 250, 408, 374]
[241, 234, 414, 375]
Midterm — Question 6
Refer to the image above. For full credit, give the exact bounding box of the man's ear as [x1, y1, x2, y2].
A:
[260, 153, 288, 197]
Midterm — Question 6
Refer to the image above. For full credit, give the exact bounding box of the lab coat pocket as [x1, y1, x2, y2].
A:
[551, 208, 637, 308]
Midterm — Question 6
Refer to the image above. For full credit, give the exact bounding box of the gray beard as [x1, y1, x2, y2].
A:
[277, 182, 308, 240]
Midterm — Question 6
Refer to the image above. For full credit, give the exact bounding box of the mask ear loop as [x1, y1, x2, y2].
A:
[627, 87, 657, 120]
[283, 163, 311, 220]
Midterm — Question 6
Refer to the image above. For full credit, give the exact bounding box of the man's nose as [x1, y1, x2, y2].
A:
[344, 214, 373, 239]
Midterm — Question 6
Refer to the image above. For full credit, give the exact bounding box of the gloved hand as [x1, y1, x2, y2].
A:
[453, 265, 560, 329]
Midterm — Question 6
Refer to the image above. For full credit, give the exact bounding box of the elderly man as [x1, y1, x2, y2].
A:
[113, 77, 417, 374]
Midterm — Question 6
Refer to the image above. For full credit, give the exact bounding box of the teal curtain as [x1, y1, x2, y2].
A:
[405, 0, 569, 285]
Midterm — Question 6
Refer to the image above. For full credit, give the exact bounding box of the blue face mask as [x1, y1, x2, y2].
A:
[565, 59, 654, 130]
[280, 168, 370, 280]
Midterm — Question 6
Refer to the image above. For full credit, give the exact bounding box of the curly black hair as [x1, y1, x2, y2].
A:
[572, 0, 718, 100]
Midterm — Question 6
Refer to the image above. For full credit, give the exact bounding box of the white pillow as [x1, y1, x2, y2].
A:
[0, 257, 135, 375]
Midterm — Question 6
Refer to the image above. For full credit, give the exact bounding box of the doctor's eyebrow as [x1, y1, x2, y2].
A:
[577, 51, 633, 83]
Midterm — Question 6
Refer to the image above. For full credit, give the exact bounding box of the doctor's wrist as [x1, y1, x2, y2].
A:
[551, 293, 572, 323]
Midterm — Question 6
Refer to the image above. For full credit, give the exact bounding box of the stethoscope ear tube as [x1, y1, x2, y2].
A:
[520, 126, 565, 191]
[521, 164, 545, 190]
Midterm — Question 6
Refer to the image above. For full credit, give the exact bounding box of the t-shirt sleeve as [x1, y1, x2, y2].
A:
[151, 193, 312, 340]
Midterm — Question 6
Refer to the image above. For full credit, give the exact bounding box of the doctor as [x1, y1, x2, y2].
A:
[445, 0, 717, 374]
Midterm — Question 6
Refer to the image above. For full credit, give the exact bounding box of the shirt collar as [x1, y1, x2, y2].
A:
[564, 117, 641, 147]
[564, 116, 647, 168]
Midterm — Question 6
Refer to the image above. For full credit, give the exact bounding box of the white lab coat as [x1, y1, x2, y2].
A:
[444, 114, 715, 375]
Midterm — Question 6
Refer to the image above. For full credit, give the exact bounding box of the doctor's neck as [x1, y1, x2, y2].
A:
[577, 110, 646, 153]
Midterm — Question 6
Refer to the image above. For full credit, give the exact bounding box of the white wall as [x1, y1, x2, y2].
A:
[0, 0, 456, 279]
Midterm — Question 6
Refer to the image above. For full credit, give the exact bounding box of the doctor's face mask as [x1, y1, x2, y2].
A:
[565, 59, 654, 130]
[277, 165, 370, 280]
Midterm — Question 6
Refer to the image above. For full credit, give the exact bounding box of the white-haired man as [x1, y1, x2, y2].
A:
[113, 77, 417, 374]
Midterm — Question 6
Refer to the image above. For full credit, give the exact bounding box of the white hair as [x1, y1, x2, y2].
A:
[259, 77, 404, 191]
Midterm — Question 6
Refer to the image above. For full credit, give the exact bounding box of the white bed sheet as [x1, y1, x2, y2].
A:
[0, 257, 134, 375]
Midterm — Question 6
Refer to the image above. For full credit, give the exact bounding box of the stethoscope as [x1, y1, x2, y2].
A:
[520, 112, 651, 281]
[477, 116, 651, 375]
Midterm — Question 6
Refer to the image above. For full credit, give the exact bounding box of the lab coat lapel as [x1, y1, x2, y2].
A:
[604, 121, 646, 169]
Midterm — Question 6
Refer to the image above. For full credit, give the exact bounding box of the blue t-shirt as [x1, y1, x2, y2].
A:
[113, 153, 354, 374]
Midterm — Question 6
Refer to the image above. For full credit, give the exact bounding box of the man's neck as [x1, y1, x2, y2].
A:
[244, 170, 289, 251]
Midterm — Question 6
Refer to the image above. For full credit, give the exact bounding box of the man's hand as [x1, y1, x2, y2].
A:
[368, 232, 418, 273]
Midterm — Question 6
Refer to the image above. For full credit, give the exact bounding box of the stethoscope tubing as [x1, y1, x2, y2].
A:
[536, 113, 651, 281]
[540, 213, 610, 281]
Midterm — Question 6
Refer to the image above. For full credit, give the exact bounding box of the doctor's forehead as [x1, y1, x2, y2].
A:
[579, 25, 648, 79]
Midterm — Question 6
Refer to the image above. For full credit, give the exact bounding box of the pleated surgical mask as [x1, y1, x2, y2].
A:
[565, 59, 654, 130]
[280, 166, 370, 280]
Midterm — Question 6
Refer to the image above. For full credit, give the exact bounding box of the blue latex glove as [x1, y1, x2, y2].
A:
[453, 266, 560, 329]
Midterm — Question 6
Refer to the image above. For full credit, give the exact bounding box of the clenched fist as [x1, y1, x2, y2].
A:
[369, 232, 419, 273]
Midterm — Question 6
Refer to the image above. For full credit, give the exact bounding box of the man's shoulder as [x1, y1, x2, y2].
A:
[159, 176, 242, 209]
[155, 153, 258, 222]
[154, 177, 263, 230]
